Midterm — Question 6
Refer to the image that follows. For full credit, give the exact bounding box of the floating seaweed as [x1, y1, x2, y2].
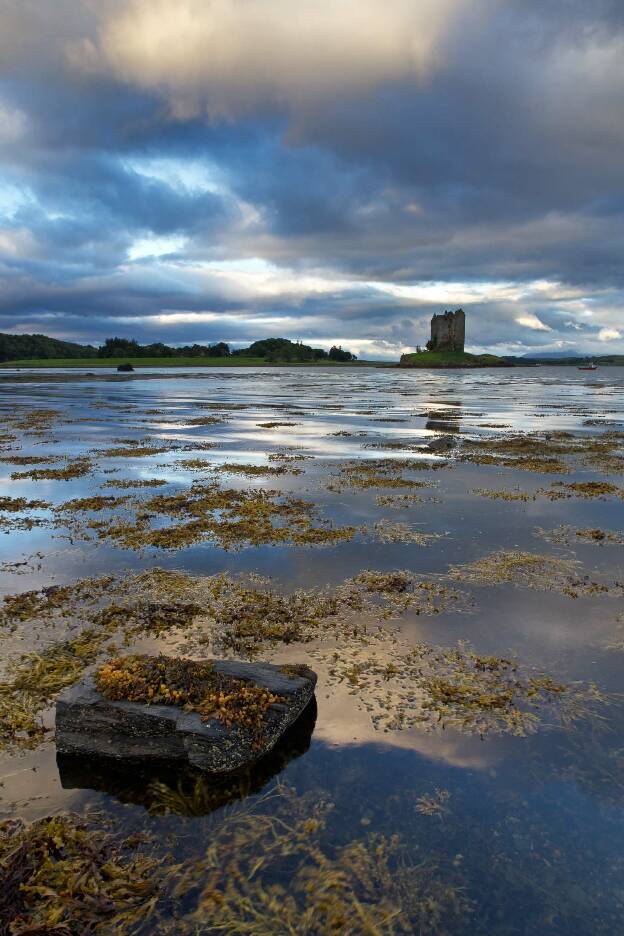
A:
[11, 458, 93, 481]
[536, 525, 624, 547]
[319, 638, 605, 737]
[449, 550, 624, 597]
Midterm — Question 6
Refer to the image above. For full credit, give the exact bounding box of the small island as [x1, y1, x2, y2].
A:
[400, 309, 513, 368]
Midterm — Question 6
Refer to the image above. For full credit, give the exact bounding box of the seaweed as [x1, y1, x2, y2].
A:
[104, 478, 167, 488]
[215, 462, 292, 477]
[536, 525, 624, 547]
[0, 496, 50, 511]
[0, 788, 470, 935]
[10, 458, 93, 481]
[0, 813, 163, 935]
[449, 550, 624, 597]
[186, 415, 225, 426]
[539, 481, 624, 500]
[0, 629, 113, 750]
[256, 421, 298, 428]
[473, 488, 534, 502]
[57, 494, 130, 513]
[372, 520, 443, 545]
[330, 459, 430, 491]
[86, 483, 355, 551]
[320, 639, 605, 737]
[96, 445, 169, 457]
[96, 653, 284, 742]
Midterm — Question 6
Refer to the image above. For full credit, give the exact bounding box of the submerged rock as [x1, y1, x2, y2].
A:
[116, 363, 134, 372]
[56, 658, 317, 774]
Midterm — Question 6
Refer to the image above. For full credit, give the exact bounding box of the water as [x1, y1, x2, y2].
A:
[1, 365, 624, 934]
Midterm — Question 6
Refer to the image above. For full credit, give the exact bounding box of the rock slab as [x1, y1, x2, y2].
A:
[56, 659, 317, 774]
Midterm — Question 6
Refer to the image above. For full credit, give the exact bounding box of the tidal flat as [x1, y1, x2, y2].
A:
[1, 364, 624, 934]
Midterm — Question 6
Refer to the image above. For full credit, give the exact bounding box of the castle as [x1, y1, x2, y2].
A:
[426, 308, 465, 353]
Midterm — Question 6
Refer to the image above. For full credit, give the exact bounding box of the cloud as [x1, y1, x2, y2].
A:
[70, 0, 471, 116]
[515, 314, 552, 332]
[1, 1, 624, 355]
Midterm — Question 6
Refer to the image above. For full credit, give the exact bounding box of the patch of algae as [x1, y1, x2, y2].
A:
[0, 496, 50, 511]
[56, 494, 130, 513]
[215, 461, 302, 477]
[536, 526, 624, 547]
[0, 813, 163, 935]
[328, 459, 430, 491]
[11, 459, 93, 481]
[86, 483, 356, 551]
[457, 430, 624, 479]
[95, 444, 170, 458]
[104, 477, 168, 488]
[473, 488, 534, 502]
[372, 520, 443, 545]
[539, 480, 624, 500]
[319, 638, 605, 737]
[96, 653, 284, 745]
[0, 787, 470, 935]
[0, 454, 64, 465]
[449, 550, 624, 597]
[9, 408, 63, 432]
[0, 629, 114, 750]
[256, 420, 298, 428]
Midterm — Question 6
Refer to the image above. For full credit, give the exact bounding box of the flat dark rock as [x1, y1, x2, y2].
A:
[56, 659, 317, 774]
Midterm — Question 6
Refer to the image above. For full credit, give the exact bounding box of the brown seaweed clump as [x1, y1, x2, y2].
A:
[0, 787, 470, 935]
[329, 459, 429, 491]
[215, 461, 299, 477]
[0, 629, 113, 751]
[539, 481, 624, 500]
[320, 639, 604, 737]
[87, 483, 356, 551]
[449, 550, 623, 597]
[104, 478, 168, 488]
[11, 459, 93, 481]
[95, 654, 284, 741]
[536, 526, 624, 547]
[0, 813, 163, 936]
[0, 496, 50, 511]
[473, 488, 534, 502]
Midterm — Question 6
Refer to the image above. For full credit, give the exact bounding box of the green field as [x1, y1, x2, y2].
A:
[399, 350, 512, 368]
[0, 356, 376, 369]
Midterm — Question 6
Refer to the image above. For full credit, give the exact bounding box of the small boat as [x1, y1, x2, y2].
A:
[578, 362, 597, 371]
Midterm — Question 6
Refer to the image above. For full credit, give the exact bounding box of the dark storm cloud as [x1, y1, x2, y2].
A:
[0, 0, 623, 356]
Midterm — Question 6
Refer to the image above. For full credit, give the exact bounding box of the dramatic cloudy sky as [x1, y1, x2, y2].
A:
[1, 0, 623, 357]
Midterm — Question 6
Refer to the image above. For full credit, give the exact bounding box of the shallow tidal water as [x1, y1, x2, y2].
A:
[1, 364, 624, 934]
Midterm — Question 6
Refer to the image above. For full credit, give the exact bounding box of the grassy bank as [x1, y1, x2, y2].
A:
[0, 356, 378, 369]
[399, 350, 512, 369]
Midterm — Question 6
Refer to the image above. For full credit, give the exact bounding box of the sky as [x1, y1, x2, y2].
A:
[0, 1, 623, 359]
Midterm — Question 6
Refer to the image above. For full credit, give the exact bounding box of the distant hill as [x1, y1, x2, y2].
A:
[0, 333, 96, 362]
[506, 353, 624, 366]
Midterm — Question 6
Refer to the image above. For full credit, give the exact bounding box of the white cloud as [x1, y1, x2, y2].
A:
[127, 234, 187, 261]
[514, 314, 552, 331]
[598, 327, 621, 341]
[69, 0, 472, 116]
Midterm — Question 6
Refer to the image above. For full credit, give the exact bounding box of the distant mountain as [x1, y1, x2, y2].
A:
[0, 332, 96, 362]
[519, 350, 584, 359]
[505, 352, 624, 366]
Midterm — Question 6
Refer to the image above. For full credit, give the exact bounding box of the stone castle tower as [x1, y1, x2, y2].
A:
[427, 308, 465, 352]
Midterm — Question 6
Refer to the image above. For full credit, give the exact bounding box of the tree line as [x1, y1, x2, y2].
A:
[0, 332, 356, 363]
